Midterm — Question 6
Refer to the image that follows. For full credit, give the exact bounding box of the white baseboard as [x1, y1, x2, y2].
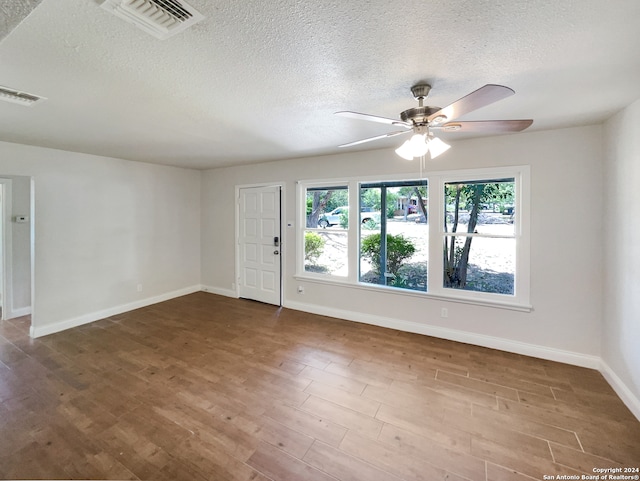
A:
[30, 285, 202, 338]
[200, 285, 238, 298]
[599, 360, 640, 421]
[284, 300, 601, 369]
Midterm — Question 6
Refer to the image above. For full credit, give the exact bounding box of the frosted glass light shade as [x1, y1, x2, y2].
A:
[395, 141, 414, 160]
[428, 136, 451, 159]
[395, 134, 429, 160]
[394, 133, 450, 160]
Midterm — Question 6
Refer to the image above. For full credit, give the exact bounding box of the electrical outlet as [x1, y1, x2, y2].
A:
[440, 307, 448, 318]
[137, 284, 143, 292]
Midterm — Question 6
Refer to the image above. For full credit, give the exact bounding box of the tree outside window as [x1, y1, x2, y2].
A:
[443, 178, 516, 295]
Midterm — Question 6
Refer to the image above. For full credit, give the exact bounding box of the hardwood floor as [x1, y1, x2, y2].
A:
[0, 292, 638, 480]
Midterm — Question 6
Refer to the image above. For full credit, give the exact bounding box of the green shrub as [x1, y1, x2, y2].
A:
[340, 210, 380, 229]
[304, 231, 325, 263]
[361, 233, 416, 276]
[362, 218, 377, 230]
[386, 204, 396, 219]
[339, 211, 349, 229]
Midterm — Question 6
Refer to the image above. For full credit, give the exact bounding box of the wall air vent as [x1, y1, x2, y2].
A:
[0, 85, 46, 106]
[101, 0, 204, 40]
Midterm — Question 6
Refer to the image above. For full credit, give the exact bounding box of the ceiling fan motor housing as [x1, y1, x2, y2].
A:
[400, 106, 440, 125]
[411, 84, 431, 100]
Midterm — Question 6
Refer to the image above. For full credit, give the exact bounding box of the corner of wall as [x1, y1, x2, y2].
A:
[30, 285, 202, 338]
[600, 98, 640, 422]
[600, 360, 640, 421]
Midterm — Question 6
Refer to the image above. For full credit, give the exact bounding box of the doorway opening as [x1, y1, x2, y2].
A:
[0, 176, 33, 327]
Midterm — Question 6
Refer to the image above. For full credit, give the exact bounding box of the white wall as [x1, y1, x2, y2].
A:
[602, 98, 640, 416]
[202, 125, 604, 365]
[0, 140, 202, 336]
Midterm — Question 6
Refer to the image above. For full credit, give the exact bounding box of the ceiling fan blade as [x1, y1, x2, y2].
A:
[428, 84, 516, 123]
[338, 130, 410, 148]
[335, 111, 411, 128]
[434, 119, 533, 133]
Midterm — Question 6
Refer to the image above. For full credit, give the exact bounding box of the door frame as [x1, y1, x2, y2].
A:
[235, 182, 285, 305]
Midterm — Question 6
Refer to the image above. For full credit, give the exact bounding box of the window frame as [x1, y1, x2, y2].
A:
[358, 179, 430, 291]
[298, 181, 355, 282]
[428, 168, 530, 307]
[296, 166, 531, 311]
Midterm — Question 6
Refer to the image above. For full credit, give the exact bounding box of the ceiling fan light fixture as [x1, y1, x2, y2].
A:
[395, 139, 415, 160]
[427, 136, 451, 159]
[410, 133, 430, 157]
[395, 133, 429, 160]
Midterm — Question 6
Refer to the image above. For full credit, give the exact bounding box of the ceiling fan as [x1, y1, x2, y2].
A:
[336, 84, 533, 160]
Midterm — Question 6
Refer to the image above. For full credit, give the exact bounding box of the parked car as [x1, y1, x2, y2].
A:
[318, 206, 380, 228]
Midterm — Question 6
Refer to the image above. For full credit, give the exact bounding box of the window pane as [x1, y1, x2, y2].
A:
[359, 186, 382, 283]
[444, 178, 515, 236]
[304, 186, 349, 276]
[359, 183, 428, 292]
[443, 236, 515, 295]
[304, 230, 348, 276]
[306, 187, 349, 230]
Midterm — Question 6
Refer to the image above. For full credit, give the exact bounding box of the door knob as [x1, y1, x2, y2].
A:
[274, 250, 279, 255]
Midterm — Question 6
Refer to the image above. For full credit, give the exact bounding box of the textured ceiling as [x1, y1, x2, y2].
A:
[0, 0, 43, 42]
[0, 0, 639, 169]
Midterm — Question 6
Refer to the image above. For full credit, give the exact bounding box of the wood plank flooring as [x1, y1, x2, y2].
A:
[0, 292, 638, 480]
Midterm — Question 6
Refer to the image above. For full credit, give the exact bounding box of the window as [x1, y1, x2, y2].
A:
[303, 185, 349, 277]
[297, 166, 530, 309]
[443, 178, 516, 295]
[359, 180, 428, 292]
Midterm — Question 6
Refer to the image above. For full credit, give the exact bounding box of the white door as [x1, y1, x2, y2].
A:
[238, 186, 281, 305]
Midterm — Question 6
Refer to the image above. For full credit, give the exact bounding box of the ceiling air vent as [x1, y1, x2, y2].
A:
[0, 85, 46, 107]
[101, 0, 204, 40]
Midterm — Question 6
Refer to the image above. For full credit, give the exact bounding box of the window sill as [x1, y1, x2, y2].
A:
[293, 274, 533, 312]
